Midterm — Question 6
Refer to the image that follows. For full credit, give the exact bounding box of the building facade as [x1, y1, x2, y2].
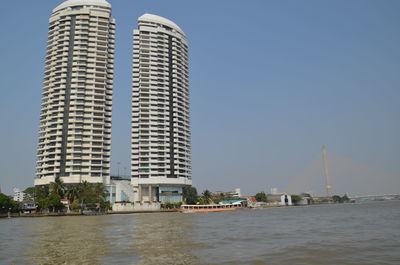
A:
[131, 14, 192, 203]
[13, 188, 25, 202]
[35, 0, 115, 186]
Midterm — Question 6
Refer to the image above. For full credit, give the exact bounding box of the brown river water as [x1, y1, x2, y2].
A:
[1, 201, 399, 265]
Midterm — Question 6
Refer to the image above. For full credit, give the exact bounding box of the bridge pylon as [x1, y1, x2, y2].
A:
[322, 145, 332, 197]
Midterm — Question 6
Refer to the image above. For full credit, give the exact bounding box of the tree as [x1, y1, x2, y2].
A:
[342, 194, 350, 202]
[93, 183, 108, 201]
[0, 193, 19, 213]
[332, 194, 350, 203]
[99, 200, 111, 211]
[23, 181, 110, 213]
[73, 181, 109, 211]
[24, 186, 51, 211]
[77, 181, 92, 203]
[65, 185, 79, 205]
[70, 199, 80, 211]
[183, 186, 198, 205]
[332, 195, 342, 203]
[49, 176, 65, 198]
[33, 186, 50, 211]
[23, 187, 36, 202]
[255, 192, 268, 202]
[48, 193, 64, 212]
[202, 189, 212, 204]
[291, 195, 302, 204]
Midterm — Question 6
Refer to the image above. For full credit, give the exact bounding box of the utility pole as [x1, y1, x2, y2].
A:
[322, 145, 332, 197]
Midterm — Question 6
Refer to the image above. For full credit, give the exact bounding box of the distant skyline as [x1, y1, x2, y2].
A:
[1, 0, 399, 195]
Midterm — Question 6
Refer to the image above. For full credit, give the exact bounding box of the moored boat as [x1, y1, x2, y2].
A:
[180, 201, 247, 213]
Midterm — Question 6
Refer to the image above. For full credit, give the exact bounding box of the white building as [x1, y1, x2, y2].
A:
[106, 178, 160, 212]
[35, 0, 115, 186]
[234, 188, 241, 198]
[131, 14, 192, 203]
[267, 193, 293, 206]
[13, 188, 25, 202]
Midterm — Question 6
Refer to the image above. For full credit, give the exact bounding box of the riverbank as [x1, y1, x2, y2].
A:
[0, 209, 178, 218]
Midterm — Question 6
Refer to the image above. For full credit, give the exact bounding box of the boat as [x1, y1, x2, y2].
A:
[179, 201, 247, 213]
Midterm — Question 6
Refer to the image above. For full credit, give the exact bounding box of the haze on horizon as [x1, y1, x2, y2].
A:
[0, 0, 399, 196]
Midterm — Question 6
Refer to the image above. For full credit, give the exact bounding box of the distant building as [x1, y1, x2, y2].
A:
[13, 188, 25, 202]
[234, 188, 241, 198]
[219, 200, 248, 207]
[267, 193, 292, 206]
[213, 188, 242, 199]
[20, 201, 37, 213]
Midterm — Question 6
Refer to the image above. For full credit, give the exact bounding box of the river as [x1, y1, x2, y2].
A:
[1, 201, 399, 265]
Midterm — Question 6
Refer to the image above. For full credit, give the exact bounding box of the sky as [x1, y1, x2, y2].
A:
[0, 0, 399, 196]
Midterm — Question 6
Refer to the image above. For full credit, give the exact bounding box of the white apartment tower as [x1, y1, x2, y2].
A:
[131, 14, 191, 203]
[35, 0, 115, 186]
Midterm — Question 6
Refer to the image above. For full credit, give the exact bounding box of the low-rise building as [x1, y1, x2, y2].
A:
[106, 176, 161, 212]
[20, 201, 37, 213]
[267, 193, 293, 206]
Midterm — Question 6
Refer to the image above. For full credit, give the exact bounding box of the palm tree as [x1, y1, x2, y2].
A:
[49, 176, 65, 198]
[202, 190, 212, 204]
[93, 183, 109, 211]
[65, 185, 80, 212]
[65, 185, 79, 202]
[76, 181, 90, 204]
[93, 183, 108, 201]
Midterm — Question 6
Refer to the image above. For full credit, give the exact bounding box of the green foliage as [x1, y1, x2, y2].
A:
[0, 193, 19, 212]
[70, 199, 80, 211]
[65, 185, 80, 204]
[23, 181, 109, 212]
[23, 187, 36, 201]
[77, 182, 108, 204]
[291, 195, 302, 203]
[99, 200, 111, 211]
[161, 202, 182, 209]
[182, 186, 198, 205]
[48, 193, 64, 212]
[50, 176, 65, 198]
[201, 189, 213, 204]
[332, 194, 350, 203]
[24, 186, 50, 211]
[332, 195, 341, 203]
[255, 192, 268, 202]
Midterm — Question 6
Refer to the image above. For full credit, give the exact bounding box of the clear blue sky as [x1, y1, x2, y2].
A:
[0, 0, 399, 195]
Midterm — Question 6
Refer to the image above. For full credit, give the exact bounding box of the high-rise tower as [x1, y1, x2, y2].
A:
[35, 0, 115, 186]
[131, 14, 191, 203]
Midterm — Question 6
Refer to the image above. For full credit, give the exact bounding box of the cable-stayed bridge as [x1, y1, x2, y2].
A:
[285, 147, 400, 197]
[348, 194, 400, 199]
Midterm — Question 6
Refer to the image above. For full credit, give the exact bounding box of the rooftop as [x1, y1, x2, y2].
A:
[138, 14, 185, 36]
[53, 0, 111, 13]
